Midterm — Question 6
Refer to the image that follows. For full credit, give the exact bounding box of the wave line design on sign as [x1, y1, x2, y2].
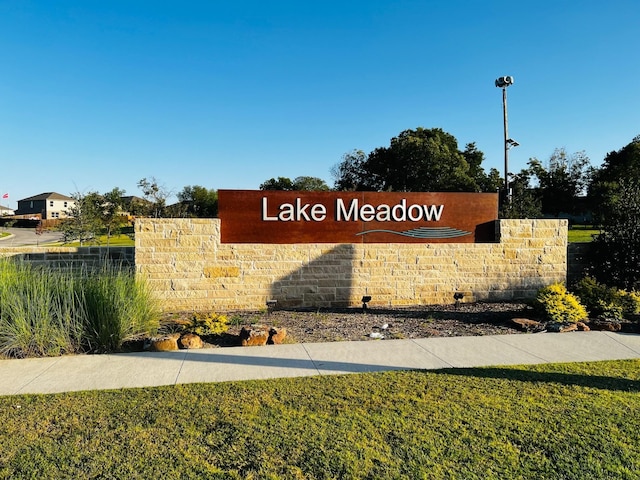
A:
[356, 226, 471, 239]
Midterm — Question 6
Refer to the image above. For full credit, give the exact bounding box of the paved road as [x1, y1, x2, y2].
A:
[0, 227, 64, 247]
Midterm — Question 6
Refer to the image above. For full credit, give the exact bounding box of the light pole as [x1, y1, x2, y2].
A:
[495, 75, 518, 202]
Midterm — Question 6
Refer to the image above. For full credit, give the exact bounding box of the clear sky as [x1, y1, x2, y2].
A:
[1, 0, 638, 207]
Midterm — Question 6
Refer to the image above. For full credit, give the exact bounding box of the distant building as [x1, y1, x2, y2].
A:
[15, 192, 76, 219]
[0, 204, 14, 216]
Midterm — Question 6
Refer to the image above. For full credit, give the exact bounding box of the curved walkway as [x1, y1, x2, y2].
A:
[2, 331, 640, 396]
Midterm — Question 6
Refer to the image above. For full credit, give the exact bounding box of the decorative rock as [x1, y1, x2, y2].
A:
[559, 323, 578, 333]
[545, 322, 564, 333]
[268, 327, 287, 345]
[576, 322, 590, 331]
[179, 333, 204, 349]
[589, 320, 622, 332]
[150, 333, 180, 351]
[240, 326, 269, 346]
[511, 318, 542, 331]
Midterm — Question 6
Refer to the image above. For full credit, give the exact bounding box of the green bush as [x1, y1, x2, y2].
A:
[573, 276, 640, 320]
[534, 283, 588, 323]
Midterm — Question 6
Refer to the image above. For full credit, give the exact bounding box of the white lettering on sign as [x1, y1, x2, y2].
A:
[262, 197, 327, 222]
[262, 197, 443, 222]
[335, 198, 443, 222]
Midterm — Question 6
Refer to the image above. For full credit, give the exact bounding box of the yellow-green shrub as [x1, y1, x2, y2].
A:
[184, 312, 229, 336]
[534, 283, 588, 323]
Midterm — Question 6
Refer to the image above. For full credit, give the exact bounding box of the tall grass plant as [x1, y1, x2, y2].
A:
[0, 260, 83, 357]
[0, 258, 160, 357]
[80, 264, 160, 352]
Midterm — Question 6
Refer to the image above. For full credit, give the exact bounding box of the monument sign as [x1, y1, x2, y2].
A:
[218, 190, 499, 244]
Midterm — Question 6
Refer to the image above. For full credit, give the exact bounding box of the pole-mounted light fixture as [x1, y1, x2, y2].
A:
[495, 76, 517, 202]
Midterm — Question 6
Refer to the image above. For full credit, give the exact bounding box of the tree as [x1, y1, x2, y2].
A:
[332, 128, 494, 192]
[260, 176, 330, 191]
[499, 169, 542, 219]
[101, 187, 128, 244]
[176, 185, 218, 217]
[260, 177, 295, 190]
[527, 148, 592, 217]
[57, 191, 104, 246]
[137, 177, 169, 218]
[589, 135, 640, 225]
[331, 150, 368, 191]
[587, 179, 640, 290]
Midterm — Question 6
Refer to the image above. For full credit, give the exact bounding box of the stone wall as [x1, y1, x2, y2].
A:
[135, 218, 568, 312]
[0, 246, 135, 269]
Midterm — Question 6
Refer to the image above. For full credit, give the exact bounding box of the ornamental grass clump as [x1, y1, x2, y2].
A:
[79, 264, 161, 353]
[534, 283, 588, 323]
[0, 259, 83, 358]
[0, 258, 161, 358]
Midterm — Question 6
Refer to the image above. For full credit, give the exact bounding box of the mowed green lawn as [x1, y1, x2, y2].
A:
[568, 227, 600, 243]
[1, 359, 639, 479]
[51, 233, 135, 247]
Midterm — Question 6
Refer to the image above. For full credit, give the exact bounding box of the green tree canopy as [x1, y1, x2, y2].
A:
[260, 176, 329, 191]
[57, 191, 105, 246]
[175, 185, 218, 218]
[527, 148, 592, 217]
[589, 135, 640, 224]
[332, 127, 495, 192]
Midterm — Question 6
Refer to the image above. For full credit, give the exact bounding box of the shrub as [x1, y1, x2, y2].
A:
[587, 179, 640, 290]
[573, 276, 640, 320]
[182, 312, 229, 337]
[534, 283, 588, 323]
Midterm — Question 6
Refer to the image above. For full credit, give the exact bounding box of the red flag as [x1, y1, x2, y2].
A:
[1, 193, 7, 199]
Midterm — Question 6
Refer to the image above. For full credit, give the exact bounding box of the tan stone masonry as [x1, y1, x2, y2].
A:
[135, 218, 568, 312]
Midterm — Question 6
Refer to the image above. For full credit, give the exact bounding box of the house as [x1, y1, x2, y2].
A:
[14, 192, 76, 219]
[0, 204, 14, 216]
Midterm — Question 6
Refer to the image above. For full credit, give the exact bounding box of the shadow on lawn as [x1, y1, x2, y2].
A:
[432, 366, 640, 393]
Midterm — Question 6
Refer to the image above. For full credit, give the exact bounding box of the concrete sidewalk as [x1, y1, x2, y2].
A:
[2, 331, 640, 396]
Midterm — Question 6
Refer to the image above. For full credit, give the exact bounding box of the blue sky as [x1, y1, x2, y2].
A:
[1, 0, 638, 207]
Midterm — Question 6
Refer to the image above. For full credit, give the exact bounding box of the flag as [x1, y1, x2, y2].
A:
[1, 193, 7, 199]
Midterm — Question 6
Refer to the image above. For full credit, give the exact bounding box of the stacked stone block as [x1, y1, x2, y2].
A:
[135, 218, 568, 312]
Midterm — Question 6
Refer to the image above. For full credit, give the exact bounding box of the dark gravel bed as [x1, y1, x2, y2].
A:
[204, 302, 534, 346]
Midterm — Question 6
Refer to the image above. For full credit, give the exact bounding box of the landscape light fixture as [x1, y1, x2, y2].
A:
[266, 299, 277, 314]
[495, 76, 517, 202]
[361, 295, 372, 312]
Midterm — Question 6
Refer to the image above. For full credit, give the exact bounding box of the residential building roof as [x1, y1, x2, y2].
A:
[19, 192, 75, 202]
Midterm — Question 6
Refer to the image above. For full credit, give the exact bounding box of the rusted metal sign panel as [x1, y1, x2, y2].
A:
[218, 190, 498, 244]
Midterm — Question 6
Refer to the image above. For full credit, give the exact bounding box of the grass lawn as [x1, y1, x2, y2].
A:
[568, 228, 600, 243]
[1, 359, 639, 479]
[52, 233, 135, 247]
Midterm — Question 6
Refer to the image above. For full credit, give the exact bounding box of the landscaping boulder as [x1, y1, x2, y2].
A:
[150, 333, 180, 351]
[546, 322, 578, 333]
[179, 333, 204, 349]
[510, 318, 542, 331]
[240, 326, 270, 346]
[588, 320, 622, 332]
[268, 327, 287, 344]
